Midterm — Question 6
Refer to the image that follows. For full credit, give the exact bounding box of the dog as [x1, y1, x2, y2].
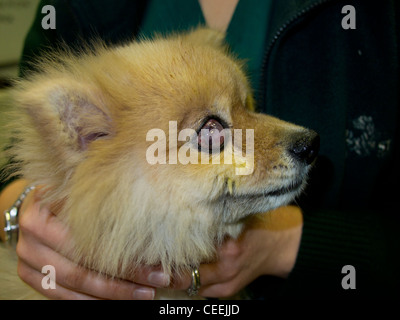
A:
[3, 28, 319, 299]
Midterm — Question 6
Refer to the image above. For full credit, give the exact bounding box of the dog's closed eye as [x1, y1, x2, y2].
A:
[78, 131, 109, 150]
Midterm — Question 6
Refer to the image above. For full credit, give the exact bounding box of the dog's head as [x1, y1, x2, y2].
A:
[7, 28, 319, 276]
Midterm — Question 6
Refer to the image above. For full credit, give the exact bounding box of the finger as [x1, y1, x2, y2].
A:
[170, 262, 222, 291]
[17, 233, 155, 300]
[198, 276, 245, 298]
[123, 265, 171, 288]
[172, 262, 251, 298]
[172, 239, 241, 291]
[17, 259, 98, 300]
[19, 192, 70, 251]
[169, 265, 240, 298]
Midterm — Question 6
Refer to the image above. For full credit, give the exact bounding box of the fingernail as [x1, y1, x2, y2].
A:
[133, 287, 155, 300]
[148, 271, 170, 287]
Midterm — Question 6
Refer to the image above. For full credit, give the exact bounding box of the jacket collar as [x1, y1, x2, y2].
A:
[266, 0, 336, 47]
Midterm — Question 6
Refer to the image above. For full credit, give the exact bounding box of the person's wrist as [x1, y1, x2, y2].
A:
[257, 206, 303, 278]
[0, 180, 29, 242]
[271, 224, 302, 278]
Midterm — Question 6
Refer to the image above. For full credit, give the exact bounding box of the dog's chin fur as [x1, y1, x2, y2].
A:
[3, 27, 313, 281]
[60, 154, 307, 278]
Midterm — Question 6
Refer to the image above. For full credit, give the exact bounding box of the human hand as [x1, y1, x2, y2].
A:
[170, 206, 303, 298]
[15, 187, 168, 300]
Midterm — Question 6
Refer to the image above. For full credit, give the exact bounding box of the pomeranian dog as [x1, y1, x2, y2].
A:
[3, 28, 319, 299]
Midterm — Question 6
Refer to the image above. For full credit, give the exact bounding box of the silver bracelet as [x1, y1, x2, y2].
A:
[3, 185, 36, 245]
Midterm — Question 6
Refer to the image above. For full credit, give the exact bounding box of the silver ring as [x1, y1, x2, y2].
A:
[187, 267, 201, 296]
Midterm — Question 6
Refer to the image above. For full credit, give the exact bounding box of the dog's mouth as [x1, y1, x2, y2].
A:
[263, 179, 304, 197]
[234, 179, 304, 199]
[217, 178, 305, 225]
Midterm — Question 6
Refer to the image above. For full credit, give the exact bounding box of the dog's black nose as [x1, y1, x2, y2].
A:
[289, 130, 320, 165]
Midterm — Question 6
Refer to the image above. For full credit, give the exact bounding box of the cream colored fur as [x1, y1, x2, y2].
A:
[3, 28, 312, 295]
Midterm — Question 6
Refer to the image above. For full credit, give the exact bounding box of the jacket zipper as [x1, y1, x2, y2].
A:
[258, 0, 334, 111]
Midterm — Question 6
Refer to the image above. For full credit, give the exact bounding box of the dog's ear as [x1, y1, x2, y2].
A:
[15, 78, 114, 152]
[183, 27, 226, 49]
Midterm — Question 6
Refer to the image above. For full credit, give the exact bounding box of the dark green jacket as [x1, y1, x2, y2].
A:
[12, 0, 400, 298]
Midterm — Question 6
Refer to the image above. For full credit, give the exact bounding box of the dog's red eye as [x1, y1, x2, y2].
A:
[198, 118, 225, 153]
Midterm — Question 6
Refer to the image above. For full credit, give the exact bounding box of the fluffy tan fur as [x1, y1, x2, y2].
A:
[3, 28, 312, 282]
